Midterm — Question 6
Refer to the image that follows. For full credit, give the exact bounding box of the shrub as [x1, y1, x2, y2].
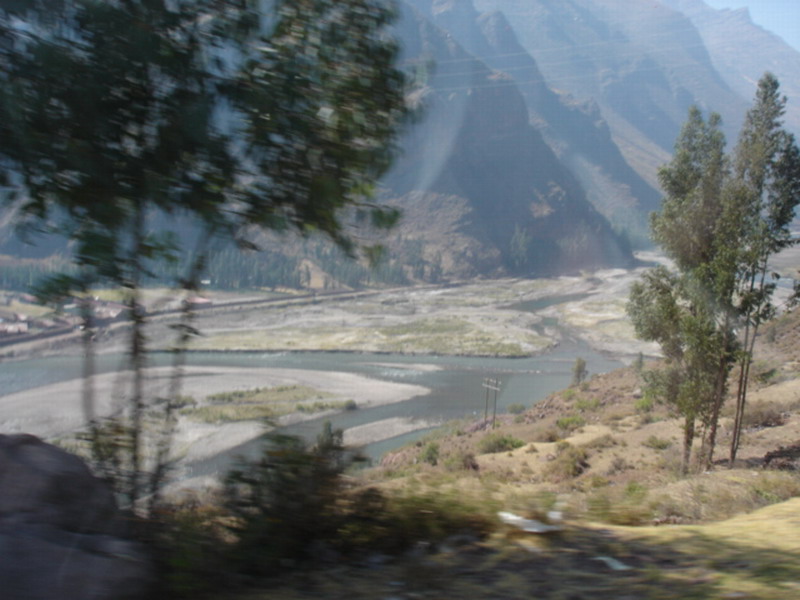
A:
[222, 422, 352, 575]
[149, 500, 228, 597]
[370, 492, 496, 553]
[643, 435, 672, 450]
[556, 414, 586, 432]
[581, 434, 617, 450]
[444, 451, 480, 472]
[343, 399, 358, 411]
[742, 402, 788, 429]
[507, 402, 526, 415]
[420, 442, 440, 466]
[606, 456, 630, 475]
[575, 397, 600, 412]
[635, 396, 654, 413]
[544, 442, 588, 481]
[478, 432, 524, 454]
[572, 357, 588, 387]
[534, 427, 561, 443]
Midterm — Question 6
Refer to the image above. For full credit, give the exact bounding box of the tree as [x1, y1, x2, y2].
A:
[628, 108, 735, 473]
[571, 357, 588, 387]
[0, 0, 406, 508]
[510, 225, 532, 270]
[727, 73, 800, 464]
[628, 267, 724, 473]
[628, 74, 800, 471]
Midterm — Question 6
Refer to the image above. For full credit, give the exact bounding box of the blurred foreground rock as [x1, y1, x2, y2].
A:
[0, 434, 152, 600]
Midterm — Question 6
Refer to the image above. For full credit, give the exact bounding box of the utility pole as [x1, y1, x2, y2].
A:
[482, 377, 501, 428]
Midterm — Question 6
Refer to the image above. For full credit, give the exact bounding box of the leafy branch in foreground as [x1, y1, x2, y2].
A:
[0, 0, 407, 509]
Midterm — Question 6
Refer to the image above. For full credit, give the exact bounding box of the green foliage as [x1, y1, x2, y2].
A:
[510, 225, 532, 269]
[556, 414, 586, 432]
[223, 423, 352, 575]
[630, 75, 800, 472]
[420, 442, 440, 466]
[506, 402, 527, 415]
[581, 434, 618, 450]
[575, 397, 600, 412]
[0, 0, 407, 508]
[533, 427, 562, 443]
[544, 442, 589, 481]
[562, 388, 577, 401]
[478, 432, 524, 454]
[571, 357, 588, 387]
[443, 451, 480, 472]
[340, 490, 496, 554]
[587, 483, 652, 525]
[183, 384, 340, 423]
[149, 501, 228, 598]
[643, 436, 672, 450]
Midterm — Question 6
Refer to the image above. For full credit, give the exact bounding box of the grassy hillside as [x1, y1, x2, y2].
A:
[203, 309, 800, 600]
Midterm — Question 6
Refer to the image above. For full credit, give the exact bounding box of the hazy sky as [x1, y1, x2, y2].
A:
[702, 1, 800, 51]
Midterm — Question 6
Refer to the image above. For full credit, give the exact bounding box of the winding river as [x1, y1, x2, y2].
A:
[0, 290, 625, 477]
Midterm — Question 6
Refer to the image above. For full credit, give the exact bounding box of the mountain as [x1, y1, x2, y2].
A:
[473, 0, 750, 189]
[660, 0, 800, 136]
[11, 0, 800, 288]
[405, 0, 661, 243]
[380, 2, 633, 278]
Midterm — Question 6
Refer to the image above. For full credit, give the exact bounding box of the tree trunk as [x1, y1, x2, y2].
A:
[704, 321, 733, 468]
[80, 294, 98, 461]
[147, 243, 209, 513]
[730, 319, 760, 464]
[704, 367, 726, 468]
[730, 263, 767, 465]
[682, 414, 695, 475]
[127, 204, 147, 508]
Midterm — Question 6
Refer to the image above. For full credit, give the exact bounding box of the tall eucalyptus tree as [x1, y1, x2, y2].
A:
[728, 74, 800, 464]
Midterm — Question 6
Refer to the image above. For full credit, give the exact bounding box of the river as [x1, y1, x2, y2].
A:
[0, 340, 620, 469]
[0, 289, 625, 476]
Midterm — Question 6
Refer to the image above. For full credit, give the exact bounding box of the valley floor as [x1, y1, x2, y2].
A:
[0, 264, 663, 480]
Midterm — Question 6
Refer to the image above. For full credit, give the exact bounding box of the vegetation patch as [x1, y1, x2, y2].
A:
[544, 441, 589, 482]
[478, 432, 525, 454]
[740, 401, 789, 429]
[642, 435, 672, 450]
[506, 402, 527, 415]
[581, 433, 618, 450]
[587, 481, 653, 525]
[181, 385, 336, 423]
[556, 414, 586, 432]
[575, 397, 600, 412]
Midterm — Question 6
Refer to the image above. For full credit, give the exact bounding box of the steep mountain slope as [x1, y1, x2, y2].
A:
[660, 0, 800, 136]
[382, 2, 633, 277]
[474, 0, 749, 188]
[406, 0, 660, 243]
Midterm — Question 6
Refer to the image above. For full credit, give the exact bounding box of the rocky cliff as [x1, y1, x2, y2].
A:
[382, 2, 633, 278]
